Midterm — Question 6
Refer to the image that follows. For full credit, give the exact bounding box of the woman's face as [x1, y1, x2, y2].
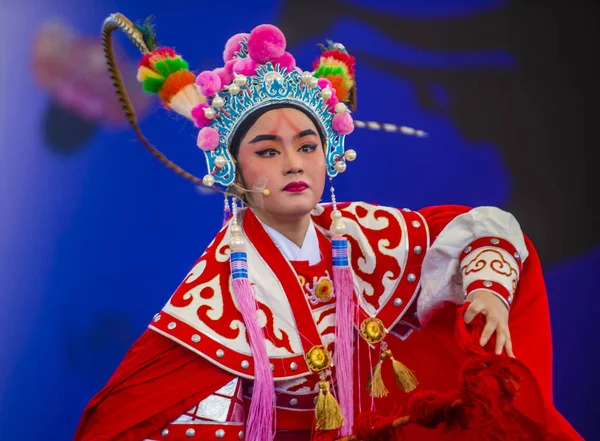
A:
[236, 107, 326, 221]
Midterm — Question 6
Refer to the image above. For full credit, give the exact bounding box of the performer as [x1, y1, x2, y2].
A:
[74, 14, 582, 441]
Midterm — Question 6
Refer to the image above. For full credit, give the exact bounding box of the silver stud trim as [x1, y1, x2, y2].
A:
[191, 334, 201, 343]
[270, 363, 275, 371]
[238, 431, 244, 440]
[290, 362, 298, 371]
[215, 429, 225, 438]
[289, 398, 298, 406]
[161, 428, 169, 437]
[514, 252, 520, 260]
[483, 280, 493, 288]
[412, 220, 421, 228]
[407, 273, 416, 282]
[402, 208, 412, 212]
[167, 322, 176, 330]
[394, 298, 403, 307]
[153, 314, 161, 323]
[490, 238, 500, 245]
[413, 245, 422, 255]
[216, 349, 225, 358]
[464, 246, 472, 254]
[241, 360, 250, 369]
[186, 428, 196, 437]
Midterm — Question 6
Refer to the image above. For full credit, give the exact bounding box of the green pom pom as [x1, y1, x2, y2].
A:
[314, 65, 345, 79]
[153, 57, 188, 77]
[142, 77, 164, 94]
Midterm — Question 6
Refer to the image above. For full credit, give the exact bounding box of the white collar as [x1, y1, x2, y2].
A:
[259, 218, 321, 265]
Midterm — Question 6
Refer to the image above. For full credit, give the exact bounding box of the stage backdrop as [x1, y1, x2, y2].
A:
[0, 0, 597, 439]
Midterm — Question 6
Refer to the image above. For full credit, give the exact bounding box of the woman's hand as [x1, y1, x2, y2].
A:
[463, 289, 515, 357]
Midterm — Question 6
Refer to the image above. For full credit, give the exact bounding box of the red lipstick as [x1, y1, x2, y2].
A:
[283, 181, 308, 192]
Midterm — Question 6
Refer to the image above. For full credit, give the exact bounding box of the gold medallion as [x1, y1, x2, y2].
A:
[306, 345, 331, 372]
[315, 278, 333, 300]
[360, 317, 386, 344]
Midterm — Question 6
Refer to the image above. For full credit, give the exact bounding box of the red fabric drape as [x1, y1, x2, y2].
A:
[73, 329, 234, 441]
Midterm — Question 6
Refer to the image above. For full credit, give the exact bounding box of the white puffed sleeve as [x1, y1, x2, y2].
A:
[416, 206, 529, 325]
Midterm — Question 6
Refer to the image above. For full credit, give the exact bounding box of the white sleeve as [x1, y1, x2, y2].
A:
[416, 206, 528, 325]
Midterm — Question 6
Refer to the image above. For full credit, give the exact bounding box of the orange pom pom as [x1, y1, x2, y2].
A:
[158, 70, 195, 103]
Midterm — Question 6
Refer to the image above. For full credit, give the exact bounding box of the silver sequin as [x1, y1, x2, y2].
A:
[241, 360, 250, 369]
[464, 246, 472, 254]
[186, 428, 196, 437]
[153, 314, 161, 323]
[290, 362, 298, 371]
[196, 395, 232, 422]
[413, 246, 423, 255]
[215, 429, 225, 438]
[216, 349, 225, 358]
[483, 280, 493, 288]
[394, 298, 403, 307]
[191, 334, 201, 343]
[215, 378, 239, 397]
[412, 220, 421, 228]
[514, 252, 520, 260]
[407, 273, 416, 282]
[490, 238, 500, 245]
[167, 322, 176, 330]
[161, 428, 169, 436]
[289, 398, 298, 406]
[238, 431, 245, 440]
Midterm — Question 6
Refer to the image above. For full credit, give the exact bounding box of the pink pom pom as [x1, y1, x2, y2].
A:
[191, 102, 211, 128]
[318, 78, 332, 89]
[327, 94, 340, 112]
[225, 59, 236, 74]
[332, 112, 354, 135]
[233, 57, 258, 76]
[272, 51, 296, 72]
[197, 127, 220, 151]
[195, 71, 222, 96]
[247, 24, 286, 64]
[223, 32, 250, 62]
[213, 67, 233, 87]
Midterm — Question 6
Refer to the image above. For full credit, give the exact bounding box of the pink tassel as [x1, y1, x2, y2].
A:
[332, 237, 355, 436]
[231, 251, 275, 441]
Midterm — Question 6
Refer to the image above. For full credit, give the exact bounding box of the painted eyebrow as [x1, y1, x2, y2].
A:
[295, 129, 318, 139]
[248, 129, 318, 144]
[248, 134, 279, 144]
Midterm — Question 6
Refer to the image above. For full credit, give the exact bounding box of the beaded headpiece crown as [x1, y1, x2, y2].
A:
[102, 14, 425, 191]
[196, 62, 351, 187]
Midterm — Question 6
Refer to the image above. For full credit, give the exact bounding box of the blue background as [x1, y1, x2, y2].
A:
[0, 0, 597, 439]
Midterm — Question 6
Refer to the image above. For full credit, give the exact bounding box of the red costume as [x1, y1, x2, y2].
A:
[74, 203, 583, 440]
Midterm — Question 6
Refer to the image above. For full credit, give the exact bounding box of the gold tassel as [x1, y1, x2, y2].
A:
[388, 350, 419, 393]
[315, 379, 344, 430]
[367, 351, 389, 398]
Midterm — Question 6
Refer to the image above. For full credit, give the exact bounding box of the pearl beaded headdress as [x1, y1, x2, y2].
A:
[102, 13, 425, 191]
